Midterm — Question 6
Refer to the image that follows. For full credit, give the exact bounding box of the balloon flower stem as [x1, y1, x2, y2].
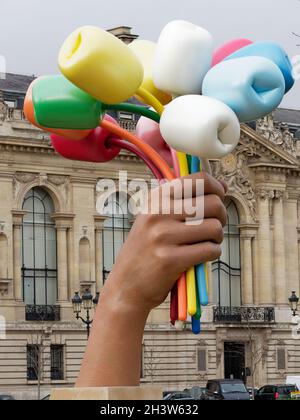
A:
[108, 138, 163, 180]
[136, 87, 164, 115]
[100, 119, 174, 180]
[104, 103, 160, 123]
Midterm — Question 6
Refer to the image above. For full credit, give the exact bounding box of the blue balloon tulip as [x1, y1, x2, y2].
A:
[202, 56, 285, 123]
[224, 41, 294, 93]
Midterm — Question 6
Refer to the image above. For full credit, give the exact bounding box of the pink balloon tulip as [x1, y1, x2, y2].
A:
[212, 38, 253, 67]
[136, 117, 173, 167]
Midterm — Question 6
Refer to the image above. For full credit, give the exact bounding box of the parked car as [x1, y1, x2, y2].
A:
[255, 384, 298, 400]
[203, 379, 251, 400]
[163, 390, 178, 398]
[187, 386, 207, 400]
[163, 391, 195, 400]
[0, 395, 15, 400]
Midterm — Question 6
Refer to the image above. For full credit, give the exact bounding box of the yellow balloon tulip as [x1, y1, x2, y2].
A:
[129, 40, 171, 105]
[58, 26, 144, 104]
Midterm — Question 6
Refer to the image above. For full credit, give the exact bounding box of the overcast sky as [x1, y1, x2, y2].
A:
[1, 0, 299, 109]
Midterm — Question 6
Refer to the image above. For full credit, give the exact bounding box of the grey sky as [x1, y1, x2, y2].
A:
[1, 0, 299, 109]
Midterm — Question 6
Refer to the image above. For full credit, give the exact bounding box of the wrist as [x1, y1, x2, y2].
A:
[95, 280, 150, 324]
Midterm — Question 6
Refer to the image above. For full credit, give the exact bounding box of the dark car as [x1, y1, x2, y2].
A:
[163, 391, 195, 400]
[203, 379, 251, 400]
[255, 384, 298, 400]
[188, 386, 207, 400]
[0, 395, 15, 400]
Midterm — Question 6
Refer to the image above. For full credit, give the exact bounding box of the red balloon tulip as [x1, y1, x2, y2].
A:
[51, 115, 121, 162]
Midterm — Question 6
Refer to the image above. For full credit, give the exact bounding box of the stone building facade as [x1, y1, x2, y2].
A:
[0, 27, 299, 399]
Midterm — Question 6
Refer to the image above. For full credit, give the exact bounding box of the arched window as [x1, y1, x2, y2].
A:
[22, 187, 57, 307]
[102, 192, 131, 282]
[212, 200, 241, 307]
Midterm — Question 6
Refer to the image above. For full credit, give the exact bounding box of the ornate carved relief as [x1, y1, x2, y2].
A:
[14, 172, 36, 184]
[210, 139, 259, 222]
[0, 99, 8, 122]
[274, 190, 287, 201]
[0, 221, 5, 233]
[0, 279, 11, 296]
[13, 172, 70, 209]
[257, 113, 297, 156]
[257, 189, 275, 200]
[47, 175, 68, 186]
[210, 122, 300, 223]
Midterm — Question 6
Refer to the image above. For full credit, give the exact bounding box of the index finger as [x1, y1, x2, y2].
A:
[162, 172, 226, 201]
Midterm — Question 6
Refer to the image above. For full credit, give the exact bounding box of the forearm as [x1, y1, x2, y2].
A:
[75, 174, 227, 387]
[75, 277, 149, 387]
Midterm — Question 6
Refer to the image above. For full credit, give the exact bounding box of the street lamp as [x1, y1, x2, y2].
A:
[288, 291, 299, 317]
[72, 289, 99, 338]
[93, 292, 100, 307]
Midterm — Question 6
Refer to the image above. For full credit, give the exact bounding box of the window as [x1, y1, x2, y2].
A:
[197, 349, 207, 372]
[27, 345, 39, 380]
[264, 386, 275, 394]
[102, 192, 132, 282]
[4, 100, 16, 108]
[140, 344, 144, 379]
[50, 345, 64, 380]
[118, 111, 134, 120]
[22, 187, 57, 307]
[212, 200, 241, 307]
[277, 348, 286, 370]
[207, 381, 218, 393]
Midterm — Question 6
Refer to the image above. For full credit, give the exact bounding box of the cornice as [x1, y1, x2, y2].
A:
[11, 209, 27, 225]
[241, 124, 300, 167]
[0, 141, 54, 155]
[249, 163, 299, 175]
[238, 223, 259, 230]
[0, 137, 145, 166]
[51, 213, 75, 220]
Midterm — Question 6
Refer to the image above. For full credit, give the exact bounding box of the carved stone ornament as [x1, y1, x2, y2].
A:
[257, 113, 297, 156]
[274, 190, 285, 200]
[257, 189, 275, 201]
[210, 139, 259, 222]
[14, 172, 37, 184]
[39, 173, 48, 186]
[47, 175, 68, 186]
[0, 98, 8, 122]
[13, 172, 69, 203]
[0, 221, 5, 233]
[0, 278, 11, 296]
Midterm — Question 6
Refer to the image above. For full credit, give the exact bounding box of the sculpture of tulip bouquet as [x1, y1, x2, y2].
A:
[24, 20, 294, 334]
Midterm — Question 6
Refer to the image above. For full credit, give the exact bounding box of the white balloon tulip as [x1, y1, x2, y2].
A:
[153, 20, 213, 96]
[159, 95, 241, 159]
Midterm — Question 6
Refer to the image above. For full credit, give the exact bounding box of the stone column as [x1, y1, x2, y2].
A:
[252, 234, 259, 305]
[297, 199, 300, 295]
[284, 192, 300, 295]
[273, 190, 287, 305]
[11, 210, 27, 302]
[257, 189, 274, 305]
[52, 213, 74, 302]
[94, 215, 106, 292]
[67, 227, 77, 295]
[56, 226, 68, 302]
[240, 234, 254, 305]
